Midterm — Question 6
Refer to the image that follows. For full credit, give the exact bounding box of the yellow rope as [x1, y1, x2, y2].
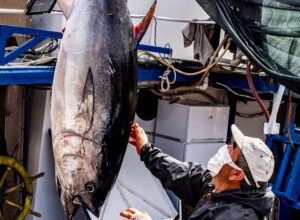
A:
[138, 37, 231, 77]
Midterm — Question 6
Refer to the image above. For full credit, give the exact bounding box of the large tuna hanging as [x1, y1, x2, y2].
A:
[50, 0, 156, 219]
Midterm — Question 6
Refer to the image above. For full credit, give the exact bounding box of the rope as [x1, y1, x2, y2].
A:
[7, 57, 56, 66]
[197, 35, 230, 85]
[159, 52, 177, 92]
[138, 36, 231, 77]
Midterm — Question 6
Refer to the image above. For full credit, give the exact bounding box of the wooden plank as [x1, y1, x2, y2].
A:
[4, 85, 25, 219]
[0, 0, 31, 32]
[5, 85, 24, 157]
[0, 0, 27, 9]
[0, 87, 6, 132]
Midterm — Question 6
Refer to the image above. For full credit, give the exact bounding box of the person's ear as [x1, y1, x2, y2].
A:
[229, 169, 244, 182]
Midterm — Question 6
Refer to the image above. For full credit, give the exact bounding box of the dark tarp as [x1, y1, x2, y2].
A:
[195, 0, 300, 93]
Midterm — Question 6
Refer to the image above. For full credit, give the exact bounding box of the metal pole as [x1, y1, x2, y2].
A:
[131, 15, 216, 24]
[0, 9, 24, 14]
[0, 9, 215, 24]
[0, 8, 62, 15]
[273, 143, 293, 192]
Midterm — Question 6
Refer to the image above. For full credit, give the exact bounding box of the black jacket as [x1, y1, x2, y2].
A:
[140, 144, 275, 220]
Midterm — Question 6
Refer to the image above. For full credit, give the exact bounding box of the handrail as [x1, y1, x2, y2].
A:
[0, 9, 215, 24]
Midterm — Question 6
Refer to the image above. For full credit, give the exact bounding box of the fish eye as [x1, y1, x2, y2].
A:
[85, 183, 96, 193]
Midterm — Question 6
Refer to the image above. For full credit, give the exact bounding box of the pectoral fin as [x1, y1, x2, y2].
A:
[75, 68, 94, 133]
[133, 0, 157, 44]
[57, 0, 75, 19]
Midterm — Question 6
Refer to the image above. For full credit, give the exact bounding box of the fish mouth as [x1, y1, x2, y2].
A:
[61, 194, 101, 218]
[62, 196, 80, 220]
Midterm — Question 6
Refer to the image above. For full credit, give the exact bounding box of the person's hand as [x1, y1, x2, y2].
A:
[129, 123, 149, 155]
[120, 208, 152, 220]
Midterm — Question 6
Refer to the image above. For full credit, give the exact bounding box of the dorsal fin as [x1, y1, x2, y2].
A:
[75, 68, 94, 134]
[133, 0, 157, 44]
[57, 0, 75, 20]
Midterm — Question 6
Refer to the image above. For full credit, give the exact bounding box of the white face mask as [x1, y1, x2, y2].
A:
[207, 145, 251, 186]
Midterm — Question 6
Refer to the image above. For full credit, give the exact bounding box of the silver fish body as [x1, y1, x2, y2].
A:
[51, 0, 137, 218]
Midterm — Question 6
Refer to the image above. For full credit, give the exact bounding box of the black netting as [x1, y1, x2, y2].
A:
[196, 0, 300, 93]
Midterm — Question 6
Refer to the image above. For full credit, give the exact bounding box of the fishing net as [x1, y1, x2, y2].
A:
[196, 0, 300, 93]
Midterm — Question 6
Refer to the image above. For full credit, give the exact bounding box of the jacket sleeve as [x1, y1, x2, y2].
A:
[140, 143, 212, 207]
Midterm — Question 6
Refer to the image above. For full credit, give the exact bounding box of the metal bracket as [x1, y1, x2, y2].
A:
[0, 25, 63, 66]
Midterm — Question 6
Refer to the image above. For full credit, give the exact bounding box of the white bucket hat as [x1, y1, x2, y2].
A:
[231, 124, 275, 187]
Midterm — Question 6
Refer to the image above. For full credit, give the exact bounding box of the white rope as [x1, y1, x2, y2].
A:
[159, 52, 177, 92]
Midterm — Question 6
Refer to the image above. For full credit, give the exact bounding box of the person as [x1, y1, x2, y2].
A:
[120, 123, 275, 220]
[120, 208, 152, 220]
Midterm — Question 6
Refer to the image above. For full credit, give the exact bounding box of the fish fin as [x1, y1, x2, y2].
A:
[57, 0, 75, 19]
[75, 68, 94, 133]
[133, 0, 157, 44]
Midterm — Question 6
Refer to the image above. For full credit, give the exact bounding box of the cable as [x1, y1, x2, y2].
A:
[8, 57, 56, 66]
[138, 35, 231, 77]
[246, 61, 270, 121]
[197, 35, 230, 85]
[150, 88, 220, 104]
[153, 16, 158, 46]
[6, 39, 59, 55]
[215, 82, 256, 100]
[31, 39, 59, 55]
[287, 90, 295, 149]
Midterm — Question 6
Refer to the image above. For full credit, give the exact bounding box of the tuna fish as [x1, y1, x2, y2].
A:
[50, 0, 156, 219]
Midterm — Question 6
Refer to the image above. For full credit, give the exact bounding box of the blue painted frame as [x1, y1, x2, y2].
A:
[138, 44, 172, 55]
[266, 124, 300, 210]
[0, 25, 63, 65]
[0, 66, 55, 85]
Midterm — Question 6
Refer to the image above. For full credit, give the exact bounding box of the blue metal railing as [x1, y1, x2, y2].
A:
[0, 25, 63, 65]
[267, 124, 300, 212]
[0, 25, 279, 93]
